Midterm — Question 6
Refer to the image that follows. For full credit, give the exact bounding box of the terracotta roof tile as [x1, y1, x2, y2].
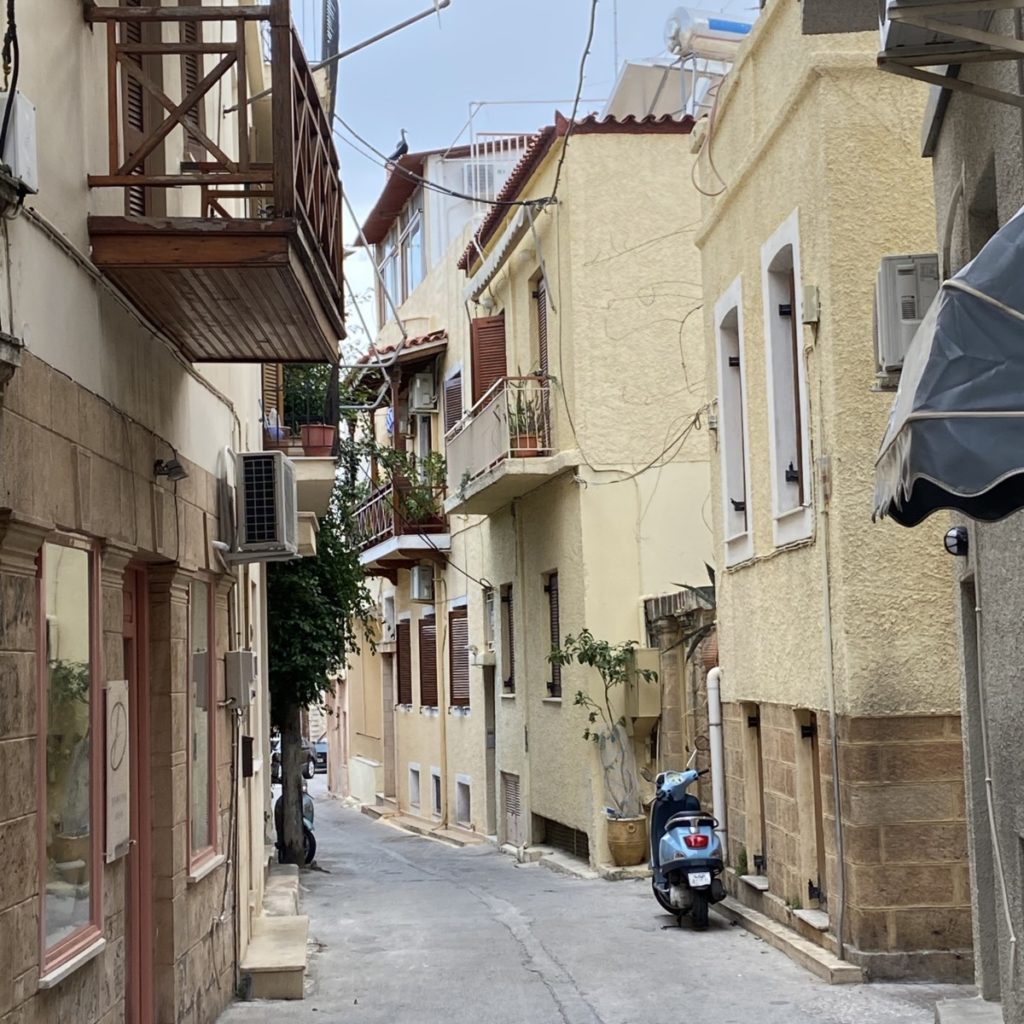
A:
[356, 329, 447, 365]
[457, 112, 694, 273]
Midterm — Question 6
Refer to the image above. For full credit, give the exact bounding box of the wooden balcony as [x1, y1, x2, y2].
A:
[354, 480, 449, 574]
[85, 2, 343, 363]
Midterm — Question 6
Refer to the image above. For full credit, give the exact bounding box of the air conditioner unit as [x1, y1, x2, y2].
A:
[409, 372, 437, 414]
[225, 650, 257, 708]
[874, 253, 939, 375]
[410, 563, 434, 603]
[232, 451, 298, 561]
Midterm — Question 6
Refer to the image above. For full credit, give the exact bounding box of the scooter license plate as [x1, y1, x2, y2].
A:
[688, 871, 711, 887]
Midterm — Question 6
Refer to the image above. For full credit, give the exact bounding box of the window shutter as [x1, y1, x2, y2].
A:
[419, 616, 438, 707]
[262, 363, 283, 421]
[443, 372, 463, 433]
[470, 314, 507, 404]
[123, 0, 147, 216]
[397, 621, 412, 705]
[536, 280, 549, 377]
[449, 607, 470, 707]
[546, 573, 561, 697]
[504, 586, 515, 692]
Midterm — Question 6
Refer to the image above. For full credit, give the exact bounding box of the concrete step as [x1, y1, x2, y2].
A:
[793, 908, 830, 932]
[740, 874, 771, 892]
[713, 897, 863, 985]
[241, 914, 309, 1000]
[935, 999, 1004, 1024]
[263, 864, 300, 917]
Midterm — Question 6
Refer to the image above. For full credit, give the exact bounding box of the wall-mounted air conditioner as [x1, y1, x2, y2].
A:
[232, 451, 298, 562]
[410, 563, 434, 603]
[874, 253, 939, 376]
[409, 372, 437, 414]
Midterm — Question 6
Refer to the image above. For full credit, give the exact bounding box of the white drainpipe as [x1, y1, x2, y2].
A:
[706, 666, 727, 855]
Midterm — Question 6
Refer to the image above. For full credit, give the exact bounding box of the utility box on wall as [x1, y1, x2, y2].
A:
[626, 648, 661, 730]
[225, 650, 257, 707]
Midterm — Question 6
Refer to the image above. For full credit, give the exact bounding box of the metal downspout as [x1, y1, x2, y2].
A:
[706, 666, 728, 853]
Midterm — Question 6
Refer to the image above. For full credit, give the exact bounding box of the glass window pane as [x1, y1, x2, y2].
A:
[190, 580, 211, 852]
[43, 542, 93, 948]
[405, 216, 423, 295]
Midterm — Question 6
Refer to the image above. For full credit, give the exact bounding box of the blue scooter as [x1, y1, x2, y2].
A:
[649, 757, 726, 929]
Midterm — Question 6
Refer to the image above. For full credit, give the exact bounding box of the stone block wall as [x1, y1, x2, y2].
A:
[0, 353, 240, 1024]
[723, 700, 972, 980]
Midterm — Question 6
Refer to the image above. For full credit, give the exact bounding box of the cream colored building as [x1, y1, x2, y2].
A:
[0, 1, 341, 1021]
[336, 111, 714, 867]
[696, 0, 969, 979]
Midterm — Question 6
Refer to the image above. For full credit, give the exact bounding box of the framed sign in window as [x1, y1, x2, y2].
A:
[105, 679, 131, 862]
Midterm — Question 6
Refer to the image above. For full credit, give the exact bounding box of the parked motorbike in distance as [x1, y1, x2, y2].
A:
[274, 785, 316, 865]
[648, 754, 726, 929]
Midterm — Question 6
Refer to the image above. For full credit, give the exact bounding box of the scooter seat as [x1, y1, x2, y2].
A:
[665, 812, 717, 831]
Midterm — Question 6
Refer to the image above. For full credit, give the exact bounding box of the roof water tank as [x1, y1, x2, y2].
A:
[664, 8, 753, 60]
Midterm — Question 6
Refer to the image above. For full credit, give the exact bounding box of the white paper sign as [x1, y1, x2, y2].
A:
[105, 680, 131, 862]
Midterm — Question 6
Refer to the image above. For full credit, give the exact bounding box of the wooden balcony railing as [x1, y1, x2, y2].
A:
[85, 1, 344, 364]
[355, 479, 448, 552]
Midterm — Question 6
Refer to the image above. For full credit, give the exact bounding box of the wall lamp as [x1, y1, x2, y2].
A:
[944, 526, 969, 557]
[154, 457, 189, 482]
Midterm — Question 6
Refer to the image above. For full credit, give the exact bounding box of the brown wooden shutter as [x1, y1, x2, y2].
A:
[397, 621, 412, 705]
[181, 6, 204, 159]
[419, 616, 438, 707]
[443, 372, 462, 433]
[123, 0, 147, 216]
[536, 280, 549, 377]
[449, 607, 470, 707]
[546, 573, 561, 697]
[470, 314, 507, 404]
[262, 363, 283, 420]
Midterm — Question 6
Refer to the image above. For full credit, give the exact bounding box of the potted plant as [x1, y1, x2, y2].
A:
[549, 630, 658, 867]
[284, 364, 338, 457]
[507, 382, 544, 456]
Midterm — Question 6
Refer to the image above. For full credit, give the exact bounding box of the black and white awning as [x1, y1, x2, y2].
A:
[875, 206, 1024, 527]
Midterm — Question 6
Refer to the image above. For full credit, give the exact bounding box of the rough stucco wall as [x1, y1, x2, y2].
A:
[697, 0, 959, 718]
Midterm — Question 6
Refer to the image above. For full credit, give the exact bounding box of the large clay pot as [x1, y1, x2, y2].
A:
[301, 423, 337, 457]
[607, 815, 648, 867]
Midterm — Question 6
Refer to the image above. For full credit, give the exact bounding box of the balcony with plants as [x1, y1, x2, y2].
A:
[445, 375, 570, 515]
[86, 0, 344, 364]
[263, 362, 338, 517]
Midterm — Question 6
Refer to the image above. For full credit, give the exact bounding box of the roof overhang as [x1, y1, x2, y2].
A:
[875, 205, 1024, 526]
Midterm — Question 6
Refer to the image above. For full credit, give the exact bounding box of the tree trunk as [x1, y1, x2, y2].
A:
[280, 702, 306, 865]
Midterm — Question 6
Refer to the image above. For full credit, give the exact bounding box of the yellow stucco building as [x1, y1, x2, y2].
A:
[696, 0, 970, 980]
[334, 111, 715, 866]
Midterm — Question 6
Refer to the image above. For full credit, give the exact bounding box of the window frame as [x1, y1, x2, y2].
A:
[761, 211, 813, 547]
[36, 536, 104, 974]
[544, 571, 561, 700]
[714, 276, 754, 567]
[187, 576, 218, 870]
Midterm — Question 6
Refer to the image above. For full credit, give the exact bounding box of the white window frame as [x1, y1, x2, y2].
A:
[408, 763, 421, 809]
[714, 276, 754, 567]
[761, 211, 813, 547]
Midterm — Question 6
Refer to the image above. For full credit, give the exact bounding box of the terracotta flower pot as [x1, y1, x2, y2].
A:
[300, 423, 336, 457]
[511, 433, 541, 457]
[607, 815, 648, 867]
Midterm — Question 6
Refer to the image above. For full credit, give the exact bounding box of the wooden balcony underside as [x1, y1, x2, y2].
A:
[89, 216, 343, 363]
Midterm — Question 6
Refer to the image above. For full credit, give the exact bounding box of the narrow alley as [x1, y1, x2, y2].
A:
[219, 783, 966, 1024]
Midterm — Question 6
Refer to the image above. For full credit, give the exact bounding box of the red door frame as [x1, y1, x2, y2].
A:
[124, 567, 153, 1024]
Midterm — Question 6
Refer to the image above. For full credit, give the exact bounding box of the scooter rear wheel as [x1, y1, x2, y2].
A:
[651, 879, 677, 916]
[691, 891, 709, 930]
[303, 826, 317, 865]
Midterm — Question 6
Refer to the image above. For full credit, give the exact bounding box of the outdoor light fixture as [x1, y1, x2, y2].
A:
[944, 526, 969, 557]
[154, 457, 189, 482]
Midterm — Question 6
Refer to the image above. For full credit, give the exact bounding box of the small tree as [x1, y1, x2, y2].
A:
[268, 479, 375, 864]
[549, 629, 658, 819]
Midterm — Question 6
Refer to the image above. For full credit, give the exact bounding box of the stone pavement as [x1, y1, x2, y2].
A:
[218, 781, 972, 1024]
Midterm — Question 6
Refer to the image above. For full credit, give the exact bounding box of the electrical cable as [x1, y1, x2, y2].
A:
[334, 114, 548, 209]
[0, 0, 18, 160]
[548, 0, 599, 205]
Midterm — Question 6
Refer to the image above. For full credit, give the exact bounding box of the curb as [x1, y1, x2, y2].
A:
[713, 897, 864, 985]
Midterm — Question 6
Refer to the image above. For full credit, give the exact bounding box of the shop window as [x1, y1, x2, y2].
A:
[39, 539, 102, 967]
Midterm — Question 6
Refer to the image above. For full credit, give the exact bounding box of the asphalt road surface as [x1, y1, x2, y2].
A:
[218, 779, 970, 1024]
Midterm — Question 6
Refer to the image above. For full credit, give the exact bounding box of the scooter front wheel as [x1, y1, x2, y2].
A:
[651, 879, 677, 916]
[691, 891, 709, 930]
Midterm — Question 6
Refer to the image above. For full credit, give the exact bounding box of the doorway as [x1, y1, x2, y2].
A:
[795, 710, 827, 910]
[382, 654, 397, 800]
[484, 666, 496, 835]
[123, 567, 153, 1024]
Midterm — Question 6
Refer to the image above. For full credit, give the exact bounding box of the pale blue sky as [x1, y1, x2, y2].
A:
[327, 0, 758, 336]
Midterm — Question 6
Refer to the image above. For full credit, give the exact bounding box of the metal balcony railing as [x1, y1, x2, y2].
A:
[354, 478, 448, 551]
[444, 377, 553, 494]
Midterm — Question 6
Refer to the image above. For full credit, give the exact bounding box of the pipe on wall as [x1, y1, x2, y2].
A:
[706, 666, 727, 854]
